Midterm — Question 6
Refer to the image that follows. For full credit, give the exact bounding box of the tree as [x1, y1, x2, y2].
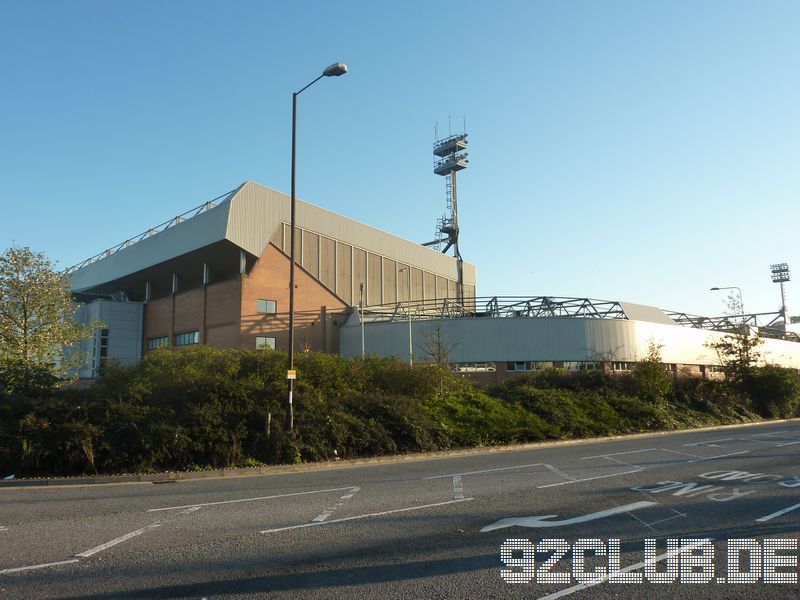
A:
[418, 323, 458, 368]
[706, 292, 763, 382]
[0, 246, 97, 389]
[632, 339, 673, 402]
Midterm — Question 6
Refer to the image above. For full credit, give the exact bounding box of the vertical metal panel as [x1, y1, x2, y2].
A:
[320, 236, 336, 292]
[447, 279, 457, 299]
[367, 253, 382, 305]
[397, 263, 410, 302]
[302, 231, 319, 278]
[335, 243, 352, 305]
[353, 248, 367, 303]
[411, 268, 423, 302]
[422, 271, 435, 301]
[383, 258, 397, 304]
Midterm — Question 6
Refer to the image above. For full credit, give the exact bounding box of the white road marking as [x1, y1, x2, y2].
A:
[536, 539, 713, 599]
[682, 437, 734, 447]
[658, 448, 700, 458]
[541, 464, 573, 480]
[537, 469, 644, 488]
[580, 448, 657, 460]
[776, 440, 800, 447]
[423, 462, 544, 480]
[310, 486, 361, 523]
[0, 525, 8, 532]
[261, 498, 474, 534]
[75, 522, 163, 558]
[687, 450, 749, 463]
[756, 502, 800, 523]
[452, 475, 464, 500]
[480, 500, 657, 532]
[179, 506, 201, 514]
[0, 559, 80, 575]
[147, 486, 357, 512]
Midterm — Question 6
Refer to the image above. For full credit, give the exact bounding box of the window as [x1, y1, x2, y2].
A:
[147, 336, 169, 350]
[563, 361, 603, 372]
[175, 331, 199, 346]
[612, 361, 635, 372]
[257, 299, 277, 315]
[454, 362, 496, 373]
[256, 336, 276, 350]
[99, 328, 109, 359]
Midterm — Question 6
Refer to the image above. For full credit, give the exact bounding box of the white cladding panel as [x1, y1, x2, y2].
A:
[340, 317, 800, 368]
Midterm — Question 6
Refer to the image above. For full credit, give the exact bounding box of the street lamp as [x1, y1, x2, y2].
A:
[287, 62, 348, 434]
[710, 286, 746, 326]
[399, 266, 413, 366]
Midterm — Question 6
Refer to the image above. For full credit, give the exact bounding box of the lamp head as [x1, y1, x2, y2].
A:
[710, 287, 721, 291]
[323, 62, 348, 77]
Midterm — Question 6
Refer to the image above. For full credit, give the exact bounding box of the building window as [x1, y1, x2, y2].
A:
[147, 336, 169, 350]
[563, 361, 603, 372]
[175, 331, 199, 346]
[257, 299, 277, 315]
[454, 362, 496, 373]
[256, 336, 276, 350]
[612, 361, 635, 372]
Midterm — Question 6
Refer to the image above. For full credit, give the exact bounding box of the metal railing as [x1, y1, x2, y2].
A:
[65, 188, 237, 274]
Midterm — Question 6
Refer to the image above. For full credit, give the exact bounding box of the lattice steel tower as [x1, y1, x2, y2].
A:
[423, 127, 469, 301]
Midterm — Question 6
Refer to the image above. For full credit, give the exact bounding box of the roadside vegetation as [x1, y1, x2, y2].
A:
[2, 346, 799, 478]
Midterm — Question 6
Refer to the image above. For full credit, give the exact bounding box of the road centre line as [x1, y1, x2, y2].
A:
[755, 502, 800, 523]
[147, 486, 358, 512]
[423, 463, 545, 480]
[75, 522, 163, 558]
[261, 498, 474, 534]
[537, 539, 713, 599]
[0, 559, 80, 575]
[776, 440, 800, 447]
[537, 469, 644, 488]
[311, 486, 361, 523]
[687, 450, 749, 463]
[580, 448, 658, 460]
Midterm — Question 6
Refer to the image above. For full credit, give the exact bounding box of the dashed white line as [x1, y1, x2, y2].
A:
[580, 448, 658, 460]
[756, 502, 800, 523]
[541, 464, 574, 480]
[261, 498, 474, 534]
[452, 475, 464, 500]
[536, 539, 713, 599]
[75, 522, 162, 558]
[658, 448, 700, 458]
[423, 463, 544, 480]
[0, 559, 80, 575]
[147, 486, 357, 512]
[537, 469, 644, 488]
[310, 487, 361, 523]
[687, 450, 749, 463]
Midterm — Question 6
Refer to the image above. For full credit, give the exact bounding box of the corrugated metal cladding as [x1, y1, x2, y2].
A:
[69, 180, 477, 297]
[339, 316, 800, 368]
[270, 214, 476, 308]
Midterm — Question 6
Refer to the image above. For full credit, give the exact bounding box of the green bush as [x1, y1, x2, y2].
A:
[0, 346, 796, 478]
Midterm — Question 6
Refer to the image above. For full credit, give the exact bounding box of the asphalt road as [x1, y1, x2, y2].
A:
[2, 420, 800, 599]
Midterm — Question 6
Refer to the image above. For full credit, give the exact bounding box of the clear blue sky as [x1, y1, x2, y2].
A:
[1, 1, 798, 319]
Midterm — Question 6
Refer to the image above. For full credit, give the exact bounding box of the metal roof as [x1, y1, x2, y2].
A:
[69, 181, 477, 294]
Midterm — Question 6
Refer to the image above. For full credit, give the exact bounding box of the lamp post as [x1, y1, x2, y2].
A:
[399, 266, 413, 366]
[359, 282, 365, 358]
[287, 62, 347, 434]
[710, 286, 745, 327]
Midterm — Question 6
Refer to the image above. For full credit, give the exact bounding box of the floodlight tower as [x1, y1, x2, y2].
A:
[771, 263, 790, 333]
[423, 127, 469, 301]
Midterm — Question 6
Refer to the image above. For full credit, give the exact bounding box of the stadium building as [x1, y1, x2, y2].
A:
[68, 181, 476, 377]
[68, 181, 800, 381]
